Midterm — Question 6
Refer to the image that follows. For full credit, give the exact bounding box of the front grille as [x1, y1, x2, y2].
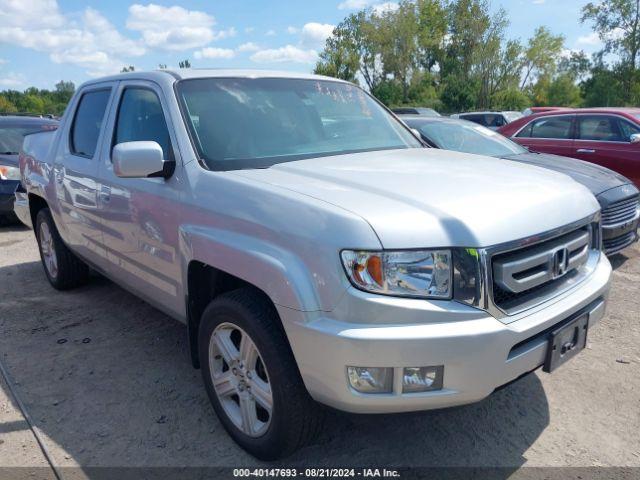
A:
[491, 226, 593, 314]
[603, 230, 638, 254]
[602, 196, 639, 227]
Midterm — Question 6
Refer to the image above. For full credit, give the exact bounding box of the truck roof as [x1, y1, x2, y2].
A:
[80, 69, 347, 88]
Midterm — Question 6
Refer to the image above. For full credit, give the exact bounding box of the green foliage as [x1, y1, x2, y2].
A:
[314, 0, 640, 112]
[179, 59, 191, 69]
[0, 81, 75, 116]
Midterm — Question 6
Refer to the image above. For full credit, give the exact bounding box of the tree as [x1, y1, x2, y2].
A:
[0, 97, 17, 113]
[520, 26, 565, 89]
[377, 0, 420, 102]
[179, 59, 191, 68]
[121, 66, 135, 72]
[158, 63, 168, 69]
[314, 25, 360, 82]
[581, 0, 640, 71]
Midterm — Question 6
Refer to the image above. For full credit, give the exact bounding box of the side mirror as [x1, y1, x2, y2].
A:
[112, 141, 173, 178]
[630, 133, 640, 144]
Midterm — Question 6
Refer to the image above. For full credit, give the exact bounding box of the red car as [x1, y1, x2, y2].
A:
[499, 108, 640, 187]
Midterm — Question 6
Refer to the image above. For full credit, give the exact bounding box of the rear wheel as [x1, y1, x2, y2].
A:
[35, 208, 89, 290]
[199, 288, 323, 460]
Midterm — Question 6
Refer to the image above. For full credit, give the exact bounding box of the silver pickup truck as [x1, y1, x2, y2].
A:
[16, 70, 612, 459]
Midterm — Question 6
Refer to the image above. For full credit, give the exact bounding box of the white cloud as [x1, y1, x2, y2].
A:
[577, 32, 600, 46]
[244, 26, 255, 33]
[193, 47, 235, 60]
[300, 22, 334, 47]
[126, 4, 233, 51]
[212, 27, 237, 41]
[237, 42, 260, 52]
[287, 26, 299, 34]
[0, 0, 65, 29]
[338, 0, 371, 9]
[250, 45, 318, 64]
[372, 2, 399, 14]
[0, 71, 25, 88]
[0, 58, 6, 65]
[265, 29, 276, 36]
[532, 0, 545, 4]
[0, 2, 144, 75]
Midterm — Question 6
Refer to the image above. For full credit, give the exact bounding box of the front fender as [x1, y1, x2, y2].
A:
[179, 225, 331, 312]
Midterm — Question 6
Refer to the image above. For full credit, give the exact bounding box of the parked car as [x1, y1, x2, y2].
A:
[18, 70, 611, 460]
[401, 115, 640, 255]
[523, 107, 567, 116]
[391, 107, 440, 116]
[450, 111, 523, 129]
[0, 115, 58, 224]
[498, 108, 640, 188]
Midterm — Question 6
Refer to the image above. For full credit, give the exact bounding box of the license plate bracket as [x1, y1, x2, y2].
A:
[543, 314, 589, 373]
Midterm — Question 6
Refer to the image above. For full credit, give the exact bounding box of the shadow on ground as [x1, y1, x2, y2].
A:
[0, 258, 549, 471]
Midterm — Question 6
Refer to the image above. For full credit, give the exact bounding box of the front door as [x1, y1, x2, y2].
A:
[574, 114, 640, 187]
[512, 114, 576, 157]
[95, 81, 185, 317]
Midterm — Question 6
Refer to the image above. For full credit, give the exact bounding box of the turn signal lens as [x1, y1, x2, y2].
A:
[341, 249, 452, 299]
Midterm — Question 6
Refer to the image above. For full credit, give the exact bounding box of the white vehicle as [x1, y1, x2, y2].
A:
[17, 70, 612, 459]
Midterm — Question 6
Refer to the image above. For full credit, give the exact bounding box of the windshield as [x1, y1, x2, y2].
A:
[410, 120, 528, 156]
[0, 126, 45, 155]
[177, 78, 421, 170]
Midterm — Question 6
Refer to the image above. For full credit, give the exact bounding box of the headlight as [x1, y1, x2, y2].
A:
[341, 249, 452, 299]
[0, 165, 20, 181]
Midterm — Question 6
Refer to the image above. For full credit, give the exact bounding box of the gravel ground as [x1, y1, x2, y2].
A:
[0, 224, 639, 473]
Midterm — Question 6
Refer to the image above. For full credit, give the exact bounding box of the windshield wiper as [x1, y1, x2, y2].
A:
[0, 151, 19, 155]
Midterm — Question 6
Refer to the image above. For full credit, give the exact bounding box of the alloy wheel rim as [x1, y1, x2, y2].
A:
[209, 322, 273, 437]
[39, 222, 58, 279]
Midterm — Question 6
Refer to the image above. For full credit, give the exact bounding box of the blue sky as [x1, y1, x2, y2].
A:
[0, 0, 605, 90]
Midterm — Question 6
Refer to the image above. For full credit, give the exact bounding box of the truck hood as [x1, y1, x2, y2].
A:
[500, 152, 632, 196]
[233, 148, 600, 248]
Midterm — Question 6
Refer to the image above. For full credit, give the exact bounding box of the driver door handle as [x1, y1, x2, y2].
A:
[99, 185, 111, 203]
[577, 148, 596, 154]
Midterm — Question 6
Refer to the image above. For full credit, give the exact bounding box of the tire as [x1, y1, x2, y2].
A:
[199, 288, 324, 460]
[35, 208, 89, 290]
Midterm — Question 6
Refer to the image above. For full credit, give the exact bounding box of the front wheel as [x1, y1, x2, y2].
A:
[199, 288, 323, 460]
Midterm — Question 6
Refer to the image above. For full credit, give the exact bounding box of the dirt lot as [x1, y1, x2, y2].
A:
[1, 224, 639, 475]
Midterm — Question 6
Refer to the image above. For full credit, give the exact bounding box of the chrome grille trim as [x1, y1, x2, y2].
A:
[601, 196, 639, 227]
[464, 213, 601, 322]
[493, 228, 590, 294]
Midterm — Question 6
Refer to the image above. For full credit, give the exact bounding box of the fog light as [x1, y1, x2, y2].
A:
[402, 366, 444, 393]
[347, 367, 393, 394]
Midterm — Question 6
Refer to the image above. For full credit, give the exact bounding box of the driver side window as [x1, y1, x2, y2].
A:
[617, 118, 640, 142]
[113, 87, 174, 161]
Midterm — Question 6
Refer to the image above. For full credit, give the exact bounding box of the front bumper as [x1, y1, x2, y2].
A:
[12, 190, 32, 228]
[0, 180, 19, 216]
[278, 253, 611, 413]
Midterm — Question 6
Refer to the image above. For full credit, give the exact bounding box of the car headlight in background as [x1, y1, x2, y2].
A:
[341, 249, 452, 299]
[0, 165, 21, 181]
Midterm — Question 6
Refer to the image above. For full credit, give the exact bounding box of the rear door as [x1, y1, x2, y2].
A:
[94, 80, 184, 317]
[512, 114, 576, 157]
[54, 84, 116, 269]
[574, 114, 640, 186]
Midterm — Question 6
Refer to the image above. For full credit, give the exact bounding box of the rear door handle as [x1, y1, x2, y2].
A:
[577, 148, 596, 154]
[99, 185, 111, 203]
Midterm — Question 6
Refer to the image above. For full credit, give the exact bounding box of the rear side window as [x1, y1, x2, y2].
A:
[517, 116, 573, 139]
[114, 88, 173, 160]
[70, 89, 111, 157]
[460, 114, 486, 126]
[578, 115, 625, 142]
